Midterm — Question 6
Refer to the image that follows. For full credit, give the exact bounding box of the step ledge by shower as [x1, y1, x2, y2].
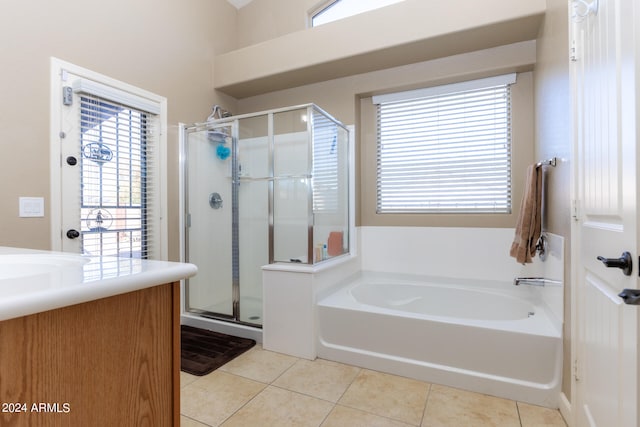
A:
[214, 0, 545, 98]
[262, 254, 356, 274]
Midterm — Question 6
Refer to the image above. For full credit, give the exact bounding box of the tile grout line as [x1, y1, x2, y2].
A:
[182, 413, 215, 427]
[215, 373, 269, 427]
[419, 383, 433, 427]
[269, 356, 303, 385]
[516, 401, 524, 427]
[331, 364, 362, 404]
[326, 368, 431, 427]
[317, 402, 335, 427]
[186, 349, 564, 427]
[210, 352, 304, 426]
[261, 359, 360, 426]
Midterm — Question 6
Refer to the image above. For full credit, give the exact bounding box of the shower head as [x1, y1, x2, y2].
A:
[208, 129, 228, 143]
[206, 104, 231, 144]
[207, 105, 232, 121]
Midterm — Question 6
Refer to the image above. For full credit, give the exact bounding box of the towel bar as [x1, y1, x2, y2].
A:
[536, 235, 548, 261]
[536, 157, 557, 167]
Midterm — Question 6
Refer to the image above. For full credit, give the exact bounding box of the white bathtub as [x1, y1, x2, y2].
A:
[316, 272, 562, 407]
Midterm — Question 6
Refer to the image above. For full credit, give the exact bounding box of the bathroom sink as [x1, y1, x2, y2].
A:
[0, 254, 89, 280]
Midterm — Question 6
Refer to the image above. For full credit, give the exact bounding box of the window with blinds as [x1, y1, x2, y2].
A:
[79, 95, 155, 258]
[374, 74, 514, 214]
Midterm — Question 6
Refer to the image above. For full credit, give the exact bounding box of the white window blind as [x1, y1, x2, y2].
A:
[375, 77, 513, 214]
[73, 79, 161, 114]
[79, 94, 157, 258]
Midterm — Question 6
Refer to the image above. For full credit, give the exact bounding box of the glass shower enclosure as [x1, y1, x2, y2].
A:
[180, 104, 350, 327]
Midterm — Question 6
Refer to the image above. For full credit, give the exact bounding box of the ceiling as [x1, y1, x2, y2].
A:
[226, 0, 253, 9]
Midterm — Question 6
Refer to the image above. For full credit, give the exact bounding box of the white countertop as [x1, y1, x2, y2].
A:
[0, 246, 197, 322]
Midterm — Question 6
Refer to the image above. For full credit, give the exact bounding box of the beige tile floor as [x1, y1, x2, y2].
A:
[181, 345, 567, 427]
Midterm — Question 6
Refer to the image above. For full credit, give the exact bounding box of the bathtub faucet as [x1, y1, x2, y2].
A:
[513, 277, 562, 287]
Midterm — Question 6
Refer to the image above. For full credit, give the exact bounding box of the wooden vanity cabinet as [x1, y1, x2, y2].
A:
[0, 282, 180, 427]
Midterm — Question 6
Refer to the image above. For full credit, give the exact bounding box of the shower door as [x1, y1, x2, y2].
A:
[182, 120, 267, 326]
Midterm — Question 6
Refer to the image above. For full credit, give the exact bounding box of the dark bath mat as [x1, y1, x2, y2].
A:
[181, 325, 256, 376]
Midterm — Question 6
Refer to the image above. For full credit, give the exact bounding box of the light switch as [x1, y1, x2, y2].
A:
[19, 197, 45, 218]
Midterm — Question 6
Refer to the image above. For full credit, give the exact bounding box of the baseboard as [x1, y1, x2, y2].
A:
[558, 392, 572, 427]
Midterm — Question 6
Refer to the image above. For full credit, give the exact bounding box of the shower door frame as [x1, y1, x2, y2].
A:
[179, 104, 351, 329]
[180, 121, 262, 327]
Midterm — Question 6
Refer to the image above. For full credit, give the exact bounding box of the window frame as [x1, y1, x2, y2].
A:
[50, 58, 168, 259]
[374, 74, 515, 215]
[359, 72, 534, 228]
[309, 0, 405, 27]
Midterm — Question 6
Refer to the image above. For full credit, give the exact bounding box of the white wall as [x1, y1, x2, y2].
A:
[0, 0, 238, 257]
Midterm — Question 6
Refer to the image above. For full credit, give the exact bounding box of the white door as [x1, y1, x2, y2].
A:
[59, 87, 151, 257]
[51, 60, 166, 259]
[58, 78, 83, 255]
[572, 0, 639, 426]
